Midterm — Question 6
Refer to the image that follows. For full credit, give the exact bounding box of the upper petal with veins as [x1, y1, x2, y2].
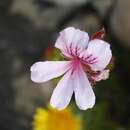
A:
[55, 27, 75, 53]
[55, 27, 89, 58]
[80, 39, 112, 71]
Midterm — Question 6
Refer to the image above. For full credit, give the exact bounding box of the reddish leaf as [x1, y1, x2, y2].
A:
[91, 28, 106, 40]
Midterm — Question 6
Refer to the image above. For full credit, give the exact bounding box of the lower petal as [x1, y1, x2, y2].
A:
[31, 61, 71, 83]
[74, 66, 95, 110]
[50, 70, 73, 110]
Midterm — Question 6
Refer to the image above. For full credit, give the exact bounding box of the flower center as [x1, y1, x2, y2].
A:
[71, 58, 100, 85]
[72, 58, 80, 68]
[63, 51, 100, 85]
[70, 58, 81, 75]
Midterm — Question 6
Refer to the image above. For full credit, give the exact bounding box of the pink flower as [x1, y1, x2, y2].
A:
[31, 27, 112, 110]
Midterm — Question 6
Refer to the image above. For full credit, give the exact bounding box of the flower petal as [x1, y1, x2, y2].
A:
[73, 65, 95, 110]
[50, 70, 73, 110]
[72, 29, 89, 49]
[94, 69, 110, 81]
[55, 27, 89, 57]
[31, 61, 71, 83]
[81, 39, 112, 71]
[55, 27, 75, 51]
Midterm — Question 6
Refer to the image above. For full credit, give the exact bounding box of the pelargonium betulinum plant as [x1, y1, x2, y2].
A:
[30, 27, 112, 110]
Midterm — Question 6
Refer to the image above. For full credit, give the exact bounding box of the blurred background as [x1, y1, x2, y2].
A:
[0, 0, 130, 130]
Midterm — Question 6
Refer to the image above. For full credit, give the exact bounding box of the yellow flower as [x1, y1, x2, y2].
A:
[33, 106, 81, 130]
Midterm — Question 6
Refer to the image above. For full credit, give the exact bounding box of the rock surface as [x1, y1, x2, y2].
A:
[110, 0, 130, 48]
